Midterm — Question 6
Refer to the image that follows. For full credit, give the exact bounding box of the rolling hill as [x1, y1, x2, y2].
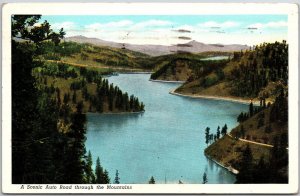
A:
[65, 35, 249, 56]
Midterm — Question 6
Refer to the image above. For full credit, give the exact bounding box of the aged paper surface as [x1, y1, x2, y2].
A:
[2, 2, 298, 194]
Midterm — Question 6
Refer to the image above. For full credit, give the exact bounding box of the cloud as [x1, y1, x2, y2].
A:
[198, 21, 240, 28]
[85, 20, 133, 30]
[132, 20, 173, 28]
[51, 22, 76, 30]
[248, 20, 287, 29]
[85, 19, 172, 31]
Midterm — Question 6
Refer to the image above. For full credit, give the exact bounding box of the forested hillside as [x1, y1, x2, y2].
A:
[34, 61, 145, 114]
[36, 40, 153, 71]
[204, 79, 288, 183]
[150, 52, 230, 81]
[175, 41, 288, 103]
[11, 15, 143, 184]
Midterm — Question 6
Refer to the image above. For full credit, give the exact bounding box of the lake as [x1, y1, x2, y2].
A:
[201, 56, 230, 61]
[85, 74, 248, 184]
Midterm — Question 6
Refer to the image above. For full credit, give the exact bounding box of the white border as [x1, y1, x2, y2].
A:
[2, 3, 299, 194]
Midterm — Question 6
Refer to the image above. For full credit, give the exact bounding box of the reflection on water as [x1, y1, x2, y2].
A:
[201, 56, 230, 61]
[85, 74, 247, 184]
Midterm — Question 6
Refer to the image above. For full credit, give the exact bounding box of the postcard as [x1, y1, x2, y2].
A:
[2, 2, 298, 194]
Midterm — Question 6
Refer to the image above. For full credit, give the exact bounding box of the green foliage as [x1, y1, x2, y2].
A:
[216, 126, 220, 139]
[12, 15, 65, 46]
[221, 124, 228, 136]
[150, 55, 229, 81]
[205, 127, 210, 145]
[230, 41, 288, 97]
[84, 151, 95, 183]
[149, 176, 155, 184]
[11, 15, 68, 183]
[202, 172, 208, 184]
[114, 170, 120, 184]
[63, 102, 87, 183]
[236, 136, 288, 183]
[270, 89, 288, 123]
[202, 76, 218, 88]
[95, 157, 110, 184]
[249, 102, 254, 117]
[236, 145, 254, 183]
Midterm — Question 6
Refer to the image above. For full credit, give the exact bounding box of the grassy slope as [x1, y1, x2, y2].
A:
[40, 42, 153, 72]
[175, 58, 254, 101]
[205, 135, 271, 170]
[150, 52, 231, 81]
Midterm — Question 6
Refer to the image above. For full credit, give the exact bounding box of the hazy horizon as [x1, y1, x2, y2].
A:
[41, 15, 288, 46]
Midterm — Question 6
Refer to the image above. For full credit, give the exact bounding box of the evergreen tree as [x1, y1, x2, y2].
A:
[114, 170, 120, 184]
[253, 156, 269, 183]
[236, 145, 254, 183]
[95, 157, 104, 183]
[64, 102, 87, 183]
[216, 126, 220, 139]
[249, 102, 254, 117]
[149, 176, 155, 184]
[103, 170, 110, 184]
[84, 150, 95, 183]
[221, 124, 228, 136]
[202, 172, 208, 184]
[205, 127, 210, 145]
[11, 15, 65, 183]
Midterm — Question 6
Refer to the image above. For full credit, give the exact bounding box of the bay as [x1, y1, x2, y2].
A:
[85, 74, 248, 184]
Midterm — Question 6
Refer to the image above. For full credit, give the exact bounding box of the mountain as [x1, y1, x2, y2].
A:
[65, 36, 249, 56]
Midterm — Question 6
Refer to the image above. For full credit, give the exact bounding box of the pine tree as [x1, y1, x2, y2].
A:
[103, 170, 110, 184]
[84, 150, 95, 183]
[221, 124, 228, 136]
[202, 172, 208, 184]
[205, 127, 210, 145]
[149, 176, 155, 184]
[11, 15, 65, 183]
[95, 157, 104, 183]
[236, 145, 254, 183]
[114, 170, 120, 184]
[64, 102, 87, 183]
[249, 102, 254, 117]
[216, 126, 220, 139]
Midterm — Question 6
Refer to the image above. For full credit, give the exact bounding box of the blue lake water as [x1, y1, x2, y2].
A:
[201, 56, 230, 61]
[85, 74, 248, 184]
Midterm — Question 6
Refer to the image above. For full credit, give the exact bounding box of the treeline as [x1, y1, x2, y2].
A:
[37, 63, 145, 113]
[235, 90, 288, 141]
[204, 124, 228, 145]
[150, 56, 229, 81]
[229, 41, 288, 97]
[236, 140, 288, 183]
[237, 101, 266, 123]
[37, 41, 85, 60]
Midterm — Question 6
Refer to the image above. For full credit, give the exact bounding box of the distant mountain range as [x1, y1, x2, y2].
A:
[65, 35, 249, 56]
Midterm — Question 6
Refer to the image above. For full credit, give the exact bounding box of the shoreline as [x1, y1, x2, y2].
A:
[120, 71, 153, 74]
[169, 89, 260, 106]
[86, 111, 145, 115]
[205, 154, 239, 175]
[149, 79, 185, 84]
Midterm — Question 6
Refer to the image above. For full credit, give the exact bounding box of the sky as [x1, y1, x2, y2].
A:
[41, 15, 288, 46]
